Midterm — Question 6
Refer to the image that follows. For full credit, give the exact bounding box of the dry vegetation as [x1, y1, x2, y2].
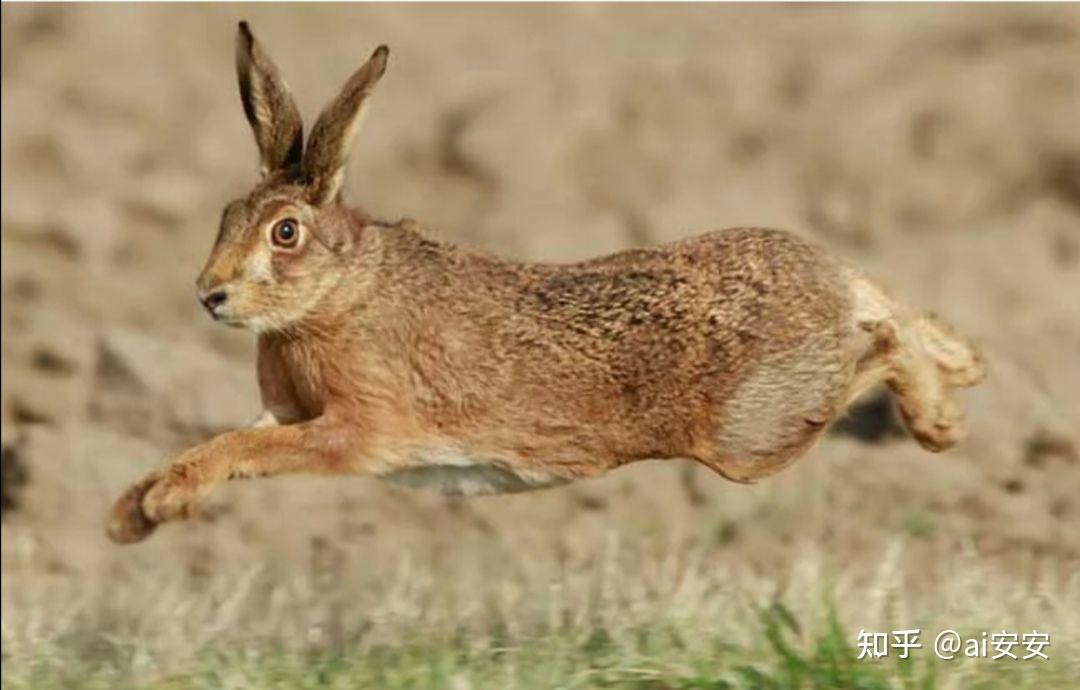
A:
[2, 4, 1079, 688]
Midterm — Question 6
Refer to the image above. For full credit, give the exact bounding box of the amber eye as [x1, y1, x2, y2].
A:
[270, 218, 301, 248]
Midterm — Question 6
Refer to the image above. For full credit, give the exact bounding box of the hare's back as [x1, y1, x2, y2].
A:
[687, 227, 853, 350]
[511, 227, 856, 407]
[516, 226, 856, 372]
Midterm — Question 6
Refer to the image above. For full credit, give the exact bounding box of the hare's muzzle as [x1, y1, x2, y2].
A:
[197, 289, 229, 319]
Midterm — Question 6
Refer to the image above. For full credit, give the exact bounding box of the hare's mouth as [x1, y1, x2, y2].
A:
[196, 288, 250, 328]
[205, 305, 245, 328]
[216, 309, 278, 333]
[199, 300, 245, 329]
[212, 310, 252, 329]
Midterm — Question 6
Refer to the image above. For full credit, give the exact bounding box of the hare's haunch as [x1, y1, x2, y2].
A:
[107, 22, 986, 544]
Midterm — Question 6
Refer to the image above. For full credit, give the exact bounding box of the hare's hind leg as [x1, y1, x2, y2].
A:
[848, 275, 985, 452]
[885, 314, 985, 451]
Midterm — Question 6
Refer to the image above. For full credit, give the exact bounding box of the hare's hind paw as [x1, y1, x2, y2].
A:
[915, 314, 986, 385]
[899, 396, 967, 452]
[106, 471, 163, 544]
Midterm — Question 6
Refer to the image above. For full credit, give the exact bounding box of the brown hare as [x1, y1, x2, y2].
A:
[107, 22, 986, 544]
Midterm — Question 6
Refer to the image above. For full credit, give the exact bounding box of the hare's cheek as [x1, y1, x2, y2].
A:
[245, 248, 276, 283]
[270, 253, 316, 284]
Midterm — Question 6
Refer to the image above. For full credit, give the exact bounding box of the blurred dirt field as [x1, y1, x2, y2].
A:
[2, 3, 1080, 684]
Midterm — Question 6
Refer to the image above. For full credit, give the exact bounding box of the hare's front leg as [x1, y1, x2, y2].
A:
[106, 418, 356, 544]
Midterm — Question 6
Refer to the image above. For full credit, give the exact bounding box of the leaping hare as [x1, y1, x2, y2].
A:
[107, 22, 986, 544]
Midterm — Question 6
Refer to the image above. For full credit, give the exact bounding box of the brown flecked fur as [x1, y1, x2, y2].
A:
[106, 22, 987, 544]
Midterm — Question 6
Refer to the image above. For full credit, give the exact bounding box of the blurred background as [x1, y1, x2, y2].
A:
[2, 3, 1079, 685]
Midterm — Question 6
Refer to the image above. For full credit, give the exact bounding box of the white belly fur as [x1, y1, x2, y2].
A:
[378, 447, 567, 497]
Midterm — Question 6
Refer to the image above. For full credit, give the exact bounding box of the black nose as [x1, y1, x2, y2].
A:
[199, 290, 228, 313]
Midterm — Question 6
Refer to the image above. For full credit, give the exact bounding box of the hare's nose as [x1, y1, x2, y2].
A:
[198, 289, 228, 314]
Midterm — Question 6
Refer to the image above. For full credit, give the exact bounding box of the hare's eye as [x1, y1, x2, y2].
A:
[270, 218, 300, 248]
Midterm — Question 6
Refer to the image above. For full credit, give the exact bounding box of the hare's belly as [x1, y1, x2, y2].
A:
[379, 447, 567, 496]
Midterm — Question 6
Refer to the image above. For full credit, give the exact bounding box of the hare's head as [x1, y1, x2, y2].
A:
[196, 22, 388, 332]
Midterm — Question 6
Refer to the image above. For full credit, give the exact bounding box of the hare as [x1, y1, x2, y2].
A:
[106, 22, 986, 544]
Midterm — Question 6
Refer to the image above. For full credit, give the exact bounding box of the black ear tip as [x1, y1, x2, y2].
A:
[375, 45, 390, 59]
[238, 21, 252, 39]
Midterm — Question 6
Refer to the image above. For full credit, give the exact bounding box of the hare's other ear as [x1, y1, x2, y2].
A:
[236, 21, 304, 175]
[303, 45, 389, 206]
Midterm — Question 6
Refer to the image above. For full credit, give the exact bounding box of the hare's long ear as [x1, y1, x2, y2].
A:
[236, 21, 304, 176]
[303, 45, 389, 206]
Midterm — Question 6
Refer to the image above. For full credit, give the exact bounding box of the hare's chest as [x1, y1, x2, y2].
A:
[277, 341, 333, 418]
[379, 447, 567, 496]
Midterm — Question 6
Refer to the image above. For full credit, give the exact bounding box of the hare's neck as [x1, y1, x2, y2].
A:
[289, 218, 515, 340]
[374, 220, 510, 292]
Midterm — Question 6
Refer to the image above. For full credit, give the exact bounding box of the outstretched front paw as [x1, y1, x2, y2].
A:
[106, 470, 164, 544]
[106, 464, 205, 544]
[140, 464, 204, 525]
